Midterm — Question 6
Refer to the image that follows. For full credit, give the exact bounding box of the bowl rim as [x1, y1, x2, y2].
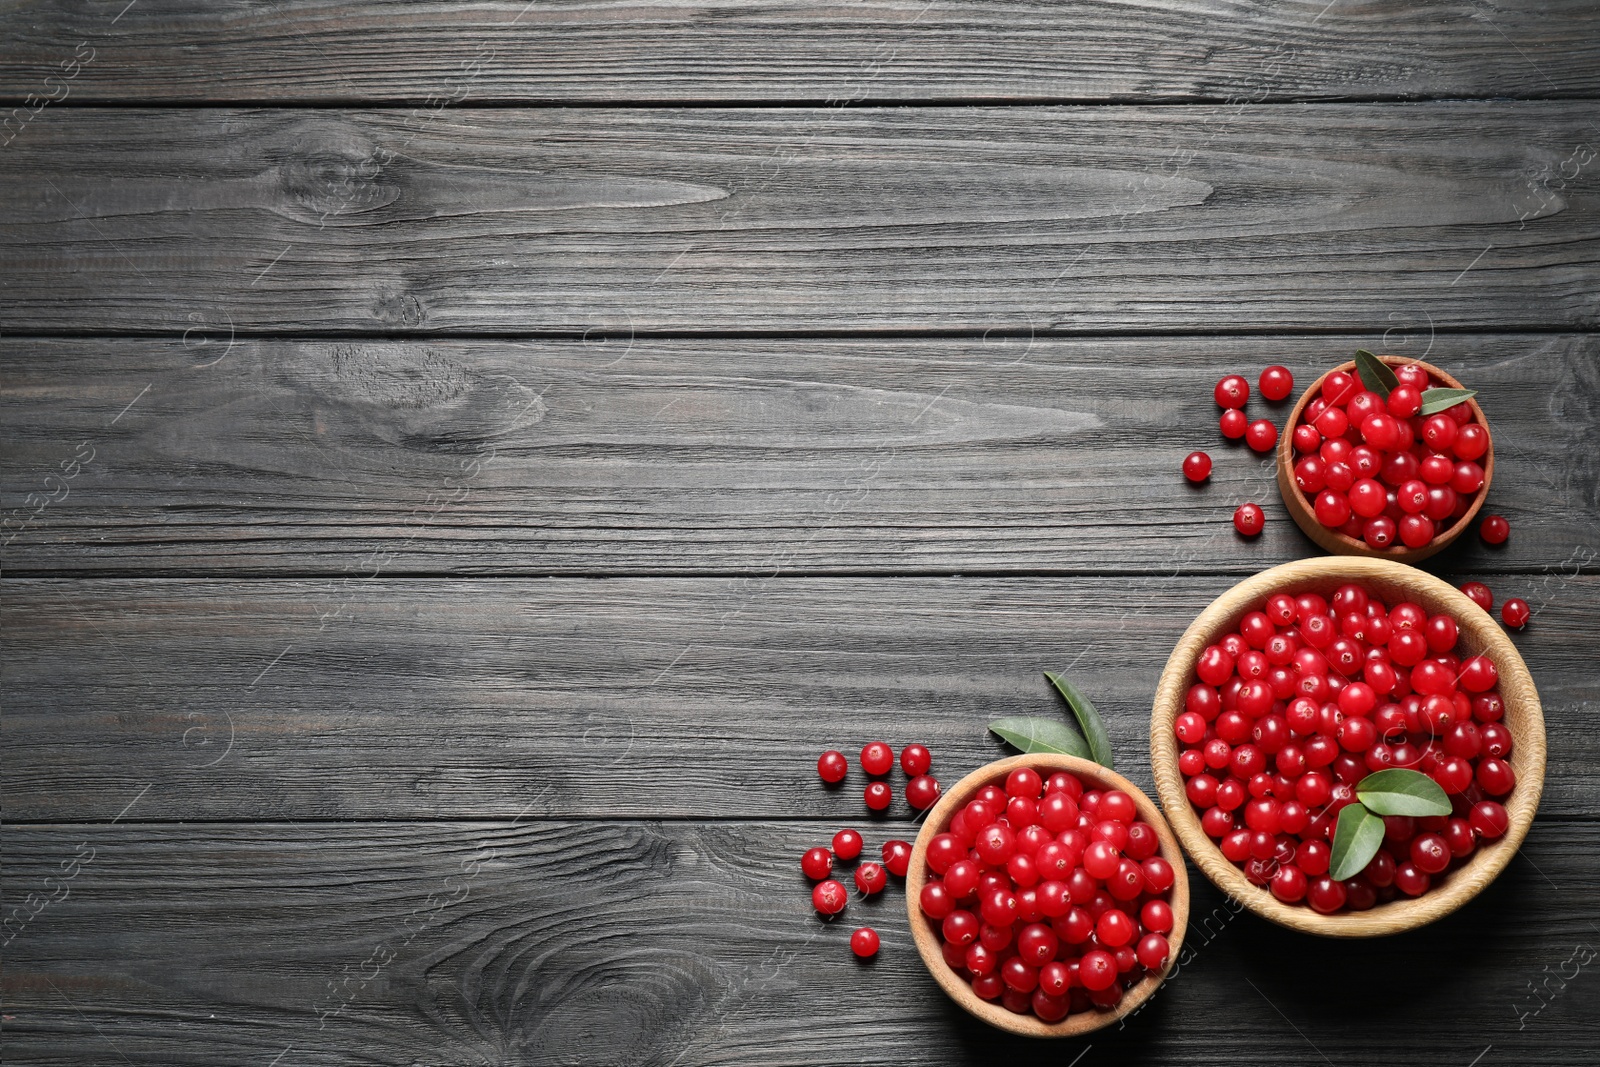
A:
[1275, 354, 1494, 564]
[905, 752, 1190, 1037]
[1149, 556, 1546, 937]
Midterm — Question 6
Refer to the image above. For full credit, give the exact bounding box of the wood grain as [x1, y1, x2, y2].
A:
[4, 1, 1600, 103]
[3, 335, 1596, 577]
[5, 576, 1595, 821]
[4, 819, 1597, 1065]
[2, 105, 1597, 333]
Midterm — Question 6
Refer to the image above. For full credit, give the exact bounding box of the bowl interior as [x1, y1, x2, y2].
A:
[906, 752, 1190, 1037]
[1276, 355, 1494, 562]
[1150, 557, 1544, 937]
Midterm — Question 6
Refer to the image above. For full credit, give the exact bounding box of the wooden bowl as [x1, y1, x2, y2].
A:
[1276, 355, 1494, 563]
[905, 753, 1190, 1037]
[1150, 556, 1545, 937]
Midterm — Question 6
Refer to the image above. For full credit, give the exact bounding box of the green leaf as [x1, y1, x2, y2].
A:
[1419, 387, 1478, 415]
[988, 716, 1090, 759]
[1044, 671, 1115, 770]
[1356, 768, 1452, 817]
[1329, 802, 1387, 881]
[1353, 349, 1398, 398]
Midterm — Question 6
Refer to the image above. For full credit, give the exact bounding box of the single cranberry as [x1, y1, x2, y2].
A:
[1077, 950, 1118, 991]
[859, 741, 895, 777]
[1258, 365, 1294, 401]
[1501, 598, 1530, 629]
[1314, 490, 1351, 528]
[1246, 419, 1279, 452]
[1234, 502, 1266, 537]
[863, 781, 892, 811]
[1364, 849, 1397, 887]
[1444, 818, 1477, 858]
[850, 926, 880, 957]
[1410, 833, 1450, 874]
[906, 774, 941, 810]
[817, 750, 849, 783]
[1386, 384, 1422, 418]
[1459, 581, 1493, 613]
[832, 828, 864, 860]
[926, 833, 964, 874]
[1398, 513, 1434, 548]
[1480, 514, 1510, 545]
[1183, 450, 1213, 483]
[1271, 864, 1308, 903]
[920, 881, 955, 919]
[1314, 405, 1350, 439]
[1005, 766, 1044, 799]
[1451, 461, 1485, 495]
[1001, 956, 1039, 993]
[1470, 800, 1509, 839]
[943, 909, 979, 946]
[1142, 856, 1177, 893]
[1421, 414, 1458, 451]
[880, 839, 912, 877]
[1293, 423, 1322, 454]
[813, 879, 848, 915]
[855, 862, 887, 895]
[1215, 374, 1251, 409]
[900, 743, 932, 777]
[801, 847, 833, 880]
[1394, 861, 1431, 897]
[1297, 839, 1331, 877]
[1477, 757, 1516, 796]
[1307, 876, 1347, 914]
[1221, 408, 1248, 439]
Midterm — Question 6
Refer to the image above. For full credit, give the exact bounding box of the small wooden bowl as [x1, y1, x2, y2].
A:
[905, 753, 1190, 1037]
[1276, 355, 1494, 563]
[1150, 557, 1545, 937]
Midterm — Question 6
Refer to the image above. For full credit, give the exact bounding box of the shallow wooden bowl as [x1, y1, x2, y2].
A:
[1276, 355, 1493, 563]
[1150, 557, 1545, 937]
[905, 753, 1190, 1037]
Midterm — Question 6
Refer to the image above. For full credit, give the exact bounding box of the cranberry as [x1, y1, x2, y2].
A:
[879, 839, 912, 878]
[1293, 423, 1322, 453]
[1246, 419, 1279, 452]
[975, 822, 1017, 865]
[1234, 502, 1265, 537]
[1215, 374, 1250, 409]
[1183, 450, 1213, 483]
[920, 881, 955, 919]
[1470, 800, 1509, 839]
[831, 828, 864, 861]
[1077, 949, 1117, 991]
[1477, 757, 1516, 796]
[1385, 384, 1421, 417]
[813, 879, 848, 915]
[850, 926, 880, 957]
[1459, 581, 1493, 613]
[1307, 876, 1347, 914]
[900, 743, 932, 777]
[1394, 862, 1430, 896]
[1314, 490, 1351, 528]
[1271, 864, 1308, 902]
[801, 847, 833, 880]
[1220, 407, 1248, 439]
[817, 750, 849, 783]
[1256, 365, 1292, 401]
[1501, 598, 1530, 629]
[906, 775, 941, 810]
[863, 781, 892, 811]
[1410, 833, 1450, 874]
[855, 862, 887, 895]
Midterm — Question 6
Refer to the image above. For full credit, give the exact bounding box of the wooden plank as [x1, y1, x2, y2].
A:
[4, 1, 1600, 104]
[5, 576, 1594, 820]
[2, 105, 1597, 333]
[4, 819, 1598, 1064]
[2, 335, 1595, 577]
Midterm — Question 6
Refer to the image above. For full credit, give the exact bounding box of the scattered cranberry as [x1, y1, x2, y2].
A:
[1480, 514, 1510, 545]
[1259, 366, 1294, 402]
[881, 839, 913, 877]
[1459, 581, 1493, 613]
[860, 741, 895, 777]
[832, 828, 864, 860]
[802, 847, 834, 880]
[1177, 582, 1515, 913]
[855, 862, 888, 895]
[1501, 598, 1530, 629]
[906, 775, 942, 810]
[851, 927, 880, 957]
[864, 781, 893, 811]
[900, 744, 932, 777]
[1183, 451, 1213, 483]
[1220, 408, 1248, 440]
[813, 879, 848, 915]
[1244, 419, 1278, 453]
[1215, 374, 1250, 409]
[1234, 503, 1265, 537]
[817, 750, 849, 783]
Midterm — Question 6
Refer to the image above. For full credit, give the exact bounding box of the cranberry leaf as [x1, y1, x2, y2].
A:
[1355, 767, 1452, 817]
[1045, 671, 1115, 770]
[988, 716, 1090, 759]
[1419, 387, 1478, 416]
[1328, 802, 1386, 881]
[1353, 349, 1398, 398]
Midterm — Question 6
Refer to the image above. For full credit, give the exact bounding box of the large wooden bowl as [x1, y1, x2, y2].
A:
[905, 753, 1190, 1037]
[1150, 557, 1545, 937]
[1276, 355, 1493, 563]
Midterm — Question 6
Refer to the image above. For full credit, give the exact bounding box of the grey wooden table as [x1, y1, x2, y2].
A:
[3, 3, 1599, 1064]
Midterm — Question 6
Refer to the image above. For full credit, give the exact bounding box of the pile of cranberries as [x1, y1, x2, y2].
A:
[1175, 583, 1516, 912]
[918, 767, 1177, 1022]
[1288, 364, 1489, 551]
[807, 742, 939, 958]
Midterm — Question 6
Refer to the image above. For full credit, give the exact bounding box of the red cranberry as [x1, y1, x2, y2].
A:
[817, 750, 849, 783]
[802, 847, 834, 880]
[1259, 365, 1294, 401]
[1501, 598, 1530, 629]
[881, 839, 912, 877]
[855, 862, 887, 895]
[864, 781, 892, 811]
[906, 775, 941, 810]
[900, 743, 932, 777]
[1459, 581, 1493, 612]
[850, 926, 880, 957]
[860, 741, 895, 776]
[1183, 451, 1213, 483]
[1246, 419, 1279, 452]
[813, 879, 848, 915]
[1220, 408, 1248, 439]
[1480, 514, 1510, 545]
[1234, 503, 1265, 537]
